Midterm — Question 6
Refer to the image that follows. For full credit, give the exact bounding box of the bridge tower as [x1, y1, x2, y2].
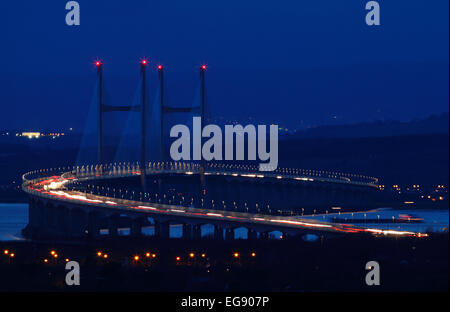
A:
[199, 65, 207, 192]
[96, 61, 103, 163]
[140, 59, 148, 188]
[157, 65, 164, 160]
[160, 65, 207, 161]
[160, 65, 207, 191]
[200, 65, 206, 129]
[96, 60, 148, 188]
[95, 61, 206, 189]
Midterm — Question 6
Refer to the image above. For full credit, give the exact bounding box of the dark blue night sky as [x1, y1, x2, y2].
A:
[1, 0, 448, 131]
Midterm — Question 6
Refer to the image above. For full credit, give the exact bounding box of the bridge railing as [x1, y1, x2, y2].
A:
[22, 161, 379, 188]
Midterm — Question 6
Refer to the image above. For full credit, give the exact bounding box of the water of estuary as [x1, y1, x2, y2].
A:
[0, 203, 448, 241]
[0, 203, 258, 241]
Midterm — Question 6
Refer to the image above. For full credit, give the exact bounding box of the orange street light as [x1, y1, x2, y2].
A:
[233, 252, 239, 258]
[189, 252, 195, 258]
[3, 250, 8, 255]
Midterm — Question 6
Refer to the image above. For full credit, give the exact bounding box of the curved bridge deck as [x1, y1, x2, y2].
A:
[21, 163, 426, 239]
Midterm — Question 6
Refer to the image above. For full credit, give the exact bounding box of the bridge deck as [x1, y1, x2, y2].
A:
[21, 165, 425, 237]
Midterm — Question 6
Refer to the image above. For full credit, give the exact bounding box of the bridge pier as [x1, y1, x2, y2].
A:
[182, 223, 192, 239]
[155, 221, 170, 238]
[36, 201, 46, 230]
[130, 217, 143, 237]
[43, 204, 52, 230]
[70, 208, 88, 238]
[225, 228, 235, 240]
[108, 214, 119, 237]
[54, 205, 66, 234]
[248, 229, 257, 240]
[62, 207, 73, 237]
[214, 225, 223, 240]
[23, 200, 41, 237]
[192, 224, 202, 240]
[259, 231, 269, 240]
[27, 200, 38, 229]
[88, 211, 101, 238]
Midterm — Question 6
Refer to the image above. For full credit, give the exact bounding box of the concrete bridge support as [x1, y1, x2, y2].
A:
[54, 205, 67, 234]
[70, 209, 88, 238]
[108, 214, 119, 237]
[27, 200, 39, 229]
[155, 221, 170, 238]
[88, 211, 101, 238]
[225, 228, 235, 240]
[192, 224, 202, 240]
[248, 229, 257, 240]
[63, 207, 73, 237]
[214, 225, 223, 240]
[182, 223, 192, 239]
[36, 201, 46, 230]
[130, 217, 143, 237]
[43, 204, 53, 230]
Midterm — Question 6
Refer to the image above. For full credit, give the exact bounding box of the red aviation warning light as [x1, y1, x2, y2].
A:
[201, 64, 207, 70]
[95, 60, 102, 67]
[157, 65, 163, 70]
[140, 59, 148, 66]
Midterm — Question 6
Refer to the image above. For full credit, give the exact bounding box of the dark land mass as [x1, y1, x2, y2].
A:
[279, 133, 449, 187]
[289, 113, 449, 139]
[0, 233, 448, 292]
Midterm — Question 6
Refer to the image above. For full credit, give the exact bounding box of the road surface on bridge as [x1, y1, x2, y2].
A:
[21, 165, 428, 238]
